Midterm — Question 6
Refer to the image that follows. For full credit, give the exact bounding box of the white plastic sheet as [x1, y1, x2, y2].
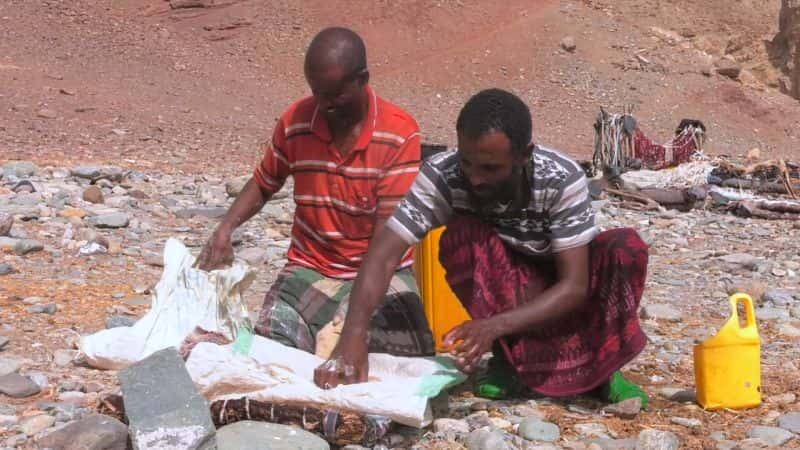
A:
[79, 238, 255, 370]
[79, 238, 465, 427]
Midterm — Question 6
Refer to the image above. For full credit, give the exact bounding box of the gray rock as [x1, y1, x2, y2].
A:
[561, 36, 577, 52]
[0, 336, 8, 350]
[0, 237, 19, 252]
[0, 213, 12, 236]
[669, 417, 701, 428]
[589, 438, 638, 449]
[14, 239, 43, 256]
[433, 418, 470, 434]
[20, 414, 55, 436]
[225, 177, 249, 198]
[0, 263, 14, 276]
[53, 350, 77, 367]
[2, 161, 38, 179]
[640, 304, 683, 322]
[603, 397, 642, 419]
[0, 357, 20, 376]
[0, 414, 18, 427]
[518, 418, 560, 442]
[746, 426, 794, 447]
[465, 429, 511, 450]
[216, 421, 329, 450]
[0, 373, 41, 398]
[0, 404, 15, 416]
[106, 315, 136, 329]
[71, 166, 125, 182]
[38, 414, 129, 450]
[88, 213, 130, 229]
[718, 253, 759, 270]
[5, 433, 27, 447]
[238, 247, 268, 266]
[575, 423, 610, 439]
[119, 348, 216, 450]
[756, 307, 790, 321]
[763, 290, 796, 306]
[716, 60, 742, 80]
[28, 303, 57, 314]
[26, 371, 49, 389]
[175, 207, 227, 219]
[778, 323, 800, 337]
[778, 412, 800, 433]
[715, 441, 740, 450]
[792, 306, 800, 319]
[658, 387, 696, 403]
[635, 429, 679, 450]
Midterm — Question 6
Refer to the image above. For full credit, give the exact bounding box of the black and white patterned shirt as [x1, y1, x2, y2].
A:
[386, 146, 598, 256]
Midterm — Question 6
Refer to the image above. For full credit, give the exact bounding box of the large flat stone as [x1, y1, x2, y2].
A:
[0, 373, 41, 398]
[38, 414, 129, 450]
[88, 213, 130, 229]
[216, 421, 329, 450]
[119, 347, 215, 450]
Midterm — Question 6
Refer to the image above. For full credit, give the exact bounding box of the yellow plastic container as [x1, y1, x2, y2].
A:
[693, 293, 761, 410]
[413, 226, 471, 351]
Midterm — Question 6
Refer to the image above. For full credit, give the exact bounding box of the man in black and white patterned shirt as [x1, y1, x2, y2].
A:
[315, 89, 651, 407]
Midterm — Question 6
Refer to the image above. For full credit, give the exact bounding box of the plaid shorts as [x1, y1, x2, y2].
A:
[254, 265, 435, 357]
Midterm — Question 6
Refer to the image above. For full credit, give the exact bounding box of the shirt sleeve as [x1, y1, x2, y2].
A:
[252, 119, 290, 195]
[547, 170, 598, 252]
[374, 131, 422, 219]
[386, 156, 454, 245]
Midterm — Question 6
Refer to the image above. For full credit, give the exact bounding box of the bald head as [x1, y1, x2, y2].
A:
[304, 27, 367, 78]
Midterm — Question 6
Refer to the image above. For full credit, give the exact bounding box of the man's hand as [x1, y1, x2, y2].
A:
[314, 331, 368, 389]
[443, 318, 502, 373]
[195, 229, 234, 271]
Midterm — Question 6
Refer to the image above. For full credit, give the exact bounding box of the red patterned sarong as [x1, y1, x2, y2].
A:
[439, 217, 648, 397]
[633, 128, 699, 170]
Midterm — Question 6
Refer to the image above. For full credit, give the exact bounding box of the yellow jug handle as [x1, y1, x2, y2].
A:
[729, 293, 756, 329]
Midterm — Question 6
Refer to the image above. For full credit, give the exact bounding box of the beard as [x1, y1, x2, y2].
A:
[468, 166, 526, 214]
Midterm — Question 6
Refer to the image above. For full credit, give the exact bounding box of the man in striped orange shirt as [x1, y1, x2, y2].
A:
[196, 27, 435, 358]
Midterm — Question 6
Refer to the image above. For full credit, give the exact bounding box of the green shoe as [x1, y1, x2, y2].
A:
[598, 371, 649, 409]
[473, 348, 522, 400]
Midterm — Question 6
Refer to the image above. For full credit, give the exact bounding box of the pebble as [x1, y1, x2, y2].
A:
[37, 414, 129, 450]
[53, 349, 77, 367]
[747, 426, 794, 447]
[27, 303, 58, 314]
[756, 307, 790, 321]
[635, 429, 679, 450]
[5, 433, 27, 447]
[2, 161, 38, 178]
[465, 429, 511, 450]
[640, 304, 682, 322]
[669, 416, 701, 428]
[88, 212, 130, 229]
[0, 336, 8, 350]
[14, 239, 43, 255]
[489, 417, 512, 429]
[0, 373, 41, 398]
[658, 388, 696, 403]
[518, 417, 560, 442]
[561, 36, 577, 52]
[777, 412, 800, 433]
[763, 290, 796, 306]
[82, 186, 105, 204]
[27, 371, 49, 389]
[106, 315, 136, 328]
[433, 418, 470, 434]
[0, 263, 14, 275]
[603, 397, 641, 419]
[574, 423, 610, 439]
[20, 414, 56, 436]
[0, 357, 21, 376]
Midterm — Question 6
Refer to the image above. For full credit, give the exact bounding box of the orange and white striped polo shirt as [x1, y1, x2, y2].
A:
[253, 87, 421, 279]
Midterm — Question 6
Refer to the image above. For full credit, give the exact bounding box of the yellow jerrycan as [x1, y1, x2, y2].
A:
[693, 293, 761, 410]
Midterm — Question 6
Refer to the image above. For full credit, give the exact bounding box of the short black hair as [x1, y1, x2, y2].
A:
[305, 27, 367, 78]
[456, 88, 533, 157]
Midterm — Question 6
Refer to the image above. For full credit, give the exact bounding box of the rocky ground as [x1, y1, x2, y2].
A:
[0, 160, 798, 449]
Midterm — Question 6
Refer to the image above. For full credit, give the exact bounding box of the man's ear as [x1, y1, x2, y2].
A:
[358, 69, 370, 86]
